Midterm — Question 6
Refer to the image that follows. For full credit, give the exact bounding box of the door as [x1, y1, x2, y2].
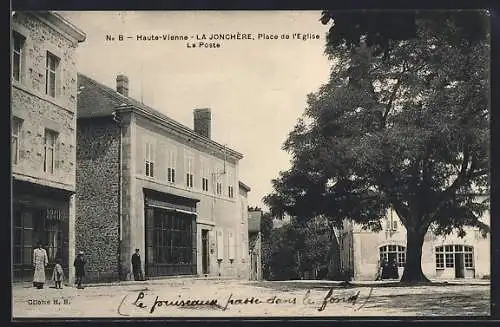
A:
[202, 230, 209, 275]
[13, 206, 34, 282]
[455, 253, 465, 278]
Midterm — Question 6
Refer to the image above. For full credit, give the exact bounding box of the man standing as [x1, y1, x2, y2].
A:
[131, 248, 144, 281]
[33, 241, 48, 289]
[74, 251, 86, 289]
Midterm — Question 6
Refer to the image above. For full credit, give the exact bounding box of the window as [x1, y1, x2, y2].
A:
[436, 246, 444, 268]
[445, 253, 454, 267]
[216, 182, 222, 195]
[201, 159, 209, 192]
[228, 230, 235, 260]
[43, 129, 57, 174]
[240, 232, 246, 261]
[228, 170, 234, 198]
[145, 140, 154, 178]
[386, 209, 398, 231]
[12, 31, 25, 82]
[185, 155, 194, 188]
[43, 208, 63, 262]
[45, 52, 59, 97]
[464, 246, 474, 268]
[392, 220, 398, 230]
[379, 244, 406, 267]
[13, 205, 69, 281]
[435, 245, 474, 269]
[12, 117, 23, 165]
[241, 199, 246, 223]
[216, 229, 224, 260]
[150, 210, 193, 265]
[167, 149, 176, 183]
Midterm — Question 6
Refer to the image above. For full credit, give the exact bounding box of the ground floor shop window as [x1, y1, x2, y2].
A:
[435, 245, 474, 269]
[13, 203, 68, 281]
[379, 245, 406, 267]
[145, 205, 197, 276]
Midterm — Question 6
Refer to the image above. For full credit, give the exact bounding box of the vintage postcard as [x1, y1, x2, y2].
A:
[11, 10, 491, 319]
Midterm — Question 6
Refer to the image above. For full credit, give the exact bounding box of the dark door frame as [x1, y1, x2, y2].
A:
[201, 229, 210, 275]
[455, 252, 465, 278]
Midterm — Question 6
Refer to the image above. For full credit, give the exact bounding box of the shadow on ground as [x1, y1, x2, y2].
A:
[363, 292, 490, 316]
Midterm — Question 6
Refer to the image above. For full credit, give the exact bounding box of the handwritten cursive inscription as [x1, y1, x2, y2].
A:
[117, 287, 374, 316]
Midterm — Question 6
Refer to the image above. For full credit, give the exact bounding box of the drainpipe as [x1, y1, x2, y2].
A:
[112, 111, 123, 280]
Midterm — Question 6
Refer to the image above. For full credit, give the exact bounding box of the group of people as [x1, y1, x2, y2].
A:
[32, 243, 146, 289]
[376, 257, 400, 280]
[32, 242, 86, 289]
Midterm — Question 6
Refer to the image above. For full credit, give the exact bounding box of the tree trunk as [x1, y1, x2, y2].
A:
[400, 228, 430, 283]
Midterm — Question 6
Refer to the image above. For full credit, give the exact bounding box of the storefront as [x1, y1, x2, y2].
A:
[435, 244, 475, 278]
[144, 189, 198, 277]
[12, 180, 71, 282]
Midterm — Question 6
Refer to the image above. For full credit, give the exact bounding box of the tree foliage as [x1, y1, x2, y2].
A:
[261, 216, 333, 281]
[264, 10, 490, 282]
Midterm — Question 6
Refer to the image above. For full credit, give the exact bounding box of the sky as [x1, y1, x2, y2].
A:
[59, 11, 332, 209]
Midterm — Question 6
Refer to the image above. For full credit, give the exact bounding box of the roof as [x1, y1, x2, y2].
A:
[239, 181, 251, 192]
[77, 73, 243, 160]
[34, 12, 86, 42]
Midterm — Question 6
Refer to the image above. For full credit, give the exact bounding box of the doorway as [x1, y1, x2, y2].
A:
[455, 253, 465, 278]
[202, 230, 210, 275]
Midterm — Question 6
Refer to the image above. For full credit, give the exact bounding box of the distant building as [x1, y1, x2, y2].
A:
[338, 196, 490, 281]
[76, 73, 249, 282]
[11, 12, 86, 283]
[248, 209, 262, 281]
[238, 182, 251, 277]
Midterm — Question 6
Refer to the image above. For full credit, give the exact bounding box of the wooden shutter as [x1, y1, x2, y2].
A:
[228, 229, 235, 260]
[216, 228, 224, 260]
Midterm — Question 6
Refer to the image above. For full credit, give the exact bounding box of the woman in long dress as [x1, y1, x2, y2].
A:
[33, 242, 48, 289]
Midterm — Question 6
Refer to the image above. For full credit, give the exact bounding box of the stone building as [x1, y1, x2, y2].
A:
[238, 182, 251, 278]
[11, 12, 86, 282]
[76, 73, 250, 282]
[338, 197, 490, 281]
[248, 209, 262, 281]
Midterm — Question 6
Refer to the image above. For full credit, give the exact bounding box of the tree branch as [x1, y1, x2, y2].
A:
[443, 143, 470, 196]
[382, 74, 404, 125]
[391, 200, 410, 227]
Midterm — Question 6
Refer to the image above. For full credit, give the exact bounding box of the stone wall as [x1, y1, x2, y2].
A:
[12, 12, 79, 111]
[75, 117, 121, 282]
[12, 88, 76, 189]
[11, 12, 79, 190]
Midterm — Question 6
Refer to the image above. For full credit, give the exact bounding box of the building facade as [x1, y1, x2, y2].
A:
[11, 12, 85, 283]
[248, 209, 262, 281]
[76, 73, 250, 282]
[338, 199, 490, 281]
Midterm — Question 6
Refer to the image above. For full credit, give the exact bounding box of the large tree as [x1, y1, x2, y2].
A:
[264, 10, 490, 283]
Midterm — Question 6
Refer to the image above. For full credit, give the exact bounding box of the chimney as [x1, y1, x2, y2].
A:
[193, 108, 211, 139]
[116, 74, 129, 97]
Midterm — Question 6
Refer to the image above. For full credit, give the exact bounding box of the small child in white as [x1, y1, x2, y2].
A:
[52, 259, 64, 289]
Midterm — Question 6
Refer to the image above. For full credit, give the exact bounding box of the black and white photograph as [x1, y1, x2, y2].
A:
[10, 9, 491, 318]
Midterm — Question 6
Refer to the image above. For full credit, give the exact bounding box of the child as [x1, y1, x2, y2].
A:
[52, 259, 64, 289]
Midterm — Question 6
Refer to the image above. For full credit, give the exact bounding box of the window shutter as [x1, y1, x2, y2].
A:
[216, 229, 224, 260]
[171, 150, 176, 169]
[54, 136, 60, 170]
[240, 232, 246, 260]
[228, 229, 235, 260]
